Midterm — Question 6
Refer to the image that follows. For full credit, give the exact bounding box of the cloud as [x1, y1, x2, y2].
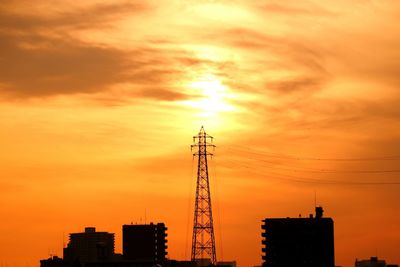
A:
[207, 26, 329, 100]
[0, 1, 150, 31]
[0, 34, 130, 97]
[222, 27, 326, 71]
[137, 88, 187, 101]
[266, 77, 324, 95]
[0, 1, 195, 102]
[0, 33, 196, 101]
[255, 2, 336, 17]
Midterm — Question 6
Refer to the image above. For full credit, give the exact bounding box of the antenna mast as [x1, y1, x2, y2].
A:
[191, 126, 217, 265]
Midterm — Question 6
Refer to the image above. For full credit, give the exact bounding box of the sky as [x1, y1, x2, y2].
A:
[1, 0, 400, 266]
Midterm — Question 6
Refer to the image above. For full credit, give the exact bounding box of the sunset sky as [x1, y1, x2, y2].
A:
[1, 1, 400, 266]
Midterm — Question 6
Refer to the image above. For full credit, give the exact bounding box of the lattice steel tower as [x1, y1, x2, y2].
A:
[191, 126, 217, 265]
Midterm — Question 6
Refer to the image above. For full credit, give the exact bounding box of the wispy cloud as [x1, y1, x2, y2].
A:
[255, 2, 336, 17]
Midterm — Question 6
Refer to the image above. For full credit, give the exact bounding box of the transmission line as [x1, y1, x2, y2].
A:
[222, 145, 400, 161]
[221, 159, 400, 185]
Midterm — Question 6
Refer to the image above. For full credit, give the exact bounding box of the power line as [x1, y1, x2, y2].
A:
[225, 156, 400, 174]
[221, 145, 400, 161]
[220, 159, 400, 185]
[222, 152, 400, 175]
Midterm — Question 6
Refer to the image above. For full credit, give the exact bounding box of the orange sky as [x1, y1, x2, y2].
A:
[1, 1, 400, 267]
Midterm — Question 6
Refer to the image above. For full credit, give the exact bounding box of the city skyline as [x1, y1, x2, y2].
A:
[1, 1, 400, 267]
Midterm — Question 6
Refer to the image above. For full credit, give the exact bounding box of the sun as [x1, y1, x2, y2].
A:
[182, 73, 235, 117]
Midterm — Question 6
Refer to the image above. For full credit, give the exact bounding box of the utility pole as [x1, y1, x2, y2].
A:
[191, 126, 217, 265]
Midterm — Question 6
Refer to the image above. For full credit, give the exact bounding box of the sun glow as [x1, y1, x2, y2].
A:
[182, 74, 235, 117]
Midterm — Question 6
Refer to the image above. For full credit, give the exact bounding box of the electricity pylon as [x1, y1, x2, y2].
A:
[191, 126, 217, 265]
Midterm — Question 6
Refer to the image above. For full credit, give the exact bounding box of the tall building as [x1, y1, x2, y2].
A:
[123, 222, 168, 262]
[261, 206, 334, 267]
[63, 227, 115, 264]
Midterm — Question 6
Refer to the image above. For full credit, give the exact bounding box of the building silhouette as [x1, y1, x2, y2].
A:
[356, 257, 385, 267]
[355, 256, 399, 267]
[261, 206, 334, 267]
[63, 227, 115, 264]
[40, 256, 70, 267]
[216, 261, 236, 267]
[40, 223, 203, 267]
[123, 222, 168, 262]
